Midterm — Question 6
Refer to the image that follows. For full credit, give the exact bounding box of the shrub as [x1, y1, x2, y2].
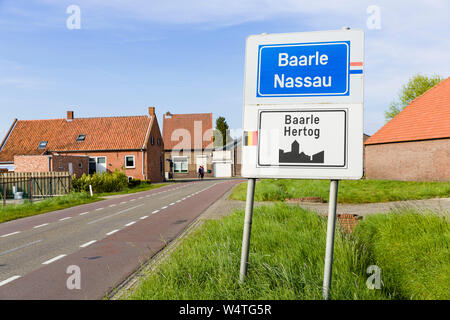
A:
[72, 170, 128, 193]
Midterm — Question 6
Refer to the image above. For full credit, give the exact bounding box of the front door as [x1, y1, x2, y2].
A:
[96, 157, 107, 174]
[196, 155, 207, 172]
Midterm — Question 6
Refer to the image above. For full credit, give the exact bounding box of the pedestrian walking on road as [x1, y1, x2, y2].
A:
[198, 166, 202, 180]
[200, 166, 205, 180]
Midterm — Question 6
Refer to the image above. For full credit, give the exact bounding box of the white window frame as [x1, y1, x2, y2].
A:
[172, 156, 188, 173]
[125, 155, 136, 169]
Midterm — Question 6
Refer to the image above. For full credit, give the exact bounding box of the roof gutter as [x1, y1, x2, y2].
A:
[0, 118, 18, 152]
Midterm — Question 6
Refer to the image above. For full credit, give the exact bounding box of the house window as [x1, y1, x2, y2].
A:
[77, 134, 86, 142]
[157, 138, 161, 146]
[151, 137, 155, 145]
[173, 156, 188, 173]
[38, 141, 48, 149]
[125, 155, 135, 168]
[78, 162, 83, 169]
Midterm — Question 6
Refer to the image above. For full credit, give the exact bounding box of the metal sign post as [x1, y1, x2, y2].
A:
[322, 179, 339, 300]
[239, 178, 256, 283]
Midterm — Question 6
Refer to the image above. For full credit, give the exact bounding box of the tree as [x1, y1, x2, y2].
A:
[214, 116, 233, 148]
[384, 74, 443, 122]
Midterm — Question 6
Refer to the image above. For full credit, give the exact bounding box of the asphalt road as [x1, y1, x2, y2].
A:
[0, 179, 241, 299]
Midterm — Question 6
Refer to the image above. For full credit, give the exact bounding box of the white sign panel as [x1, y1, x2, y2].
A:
[242, 29, 364, 180]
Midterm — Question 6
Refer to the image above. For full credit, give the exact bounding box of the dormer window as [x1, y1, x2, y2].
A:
[77, 134, 86, 142]
[38, 141, 48, 149]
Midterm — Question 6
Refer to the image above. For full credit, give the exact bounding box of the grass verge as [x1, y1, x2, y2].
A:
[230, 179, 450, 203]
[0, 192, 102, 224]
[125, 204, 389, 300]
[353, 209, 450, 299]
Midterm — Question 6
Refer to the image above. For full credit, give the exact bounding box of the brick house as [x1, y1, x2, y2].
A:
[0, 107, 165, 182]
[364, 77, 450, 181]
[163, 112, 214, 178]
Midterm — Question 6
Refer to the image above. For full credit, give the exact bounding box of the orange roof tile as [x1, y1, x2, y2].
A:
[163, 113, 213, 150]
[365, 77, 450, 145]
[0, 115, 153, 162]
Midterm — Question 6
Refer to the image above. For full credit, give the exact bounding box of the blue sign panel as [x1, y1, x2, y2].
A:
[257, 41, 350, 97]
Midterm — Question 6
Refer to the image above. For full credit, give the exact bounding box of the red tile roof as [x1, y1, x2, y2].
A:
[365, 77, 450, 145]
[163, 113, 213, 150]
[0, 115, 154, 162]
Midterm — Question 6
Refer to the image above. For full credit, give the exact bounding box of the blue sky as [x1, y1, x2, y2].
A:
[0, 0, 449, 140]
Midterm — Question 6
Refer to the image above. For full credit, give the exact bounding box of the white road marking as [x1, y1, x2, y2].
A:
[120, 201, 127, 204]
[106, 229, 119, 235]
[0, 275, 21, 287]
[1, 231, 21, 238]
[0, 240, 42, 257]
[42, 254, 66, 265]
[79, 212, 89, 216]
[169, 203, 175, 206]
[59, 217, 72, 221]
[80, 240, 97, 248]
[130, 199, 136, 202]
[88, 204, 144, 225]
[138, 197, 144, 199]
[140, 216, 148, 220]
[95, 207, 104, 211]
[161, 206, 168, 210]
[109, 204, 117, 208]
[125, 221, 136, 227]
[33, 223, 49, 229]
[182, 198, 186, 200]
[176, 200, 181, 203]
[152, 210, 160, 214]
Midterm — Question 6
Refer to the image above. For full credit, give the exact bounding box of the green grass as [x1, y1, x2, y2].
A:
[0, 192, 102, 224]
[125, 204, 390, 300]
[95, 183, 171, 197]
[230, 179, 450, 203]
[353, 209, 450, 299]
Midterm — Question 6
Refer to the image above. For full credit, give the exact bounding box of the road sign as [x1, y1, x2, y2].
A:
[239, 29, 365, 301]
[242, 29, 364, 179]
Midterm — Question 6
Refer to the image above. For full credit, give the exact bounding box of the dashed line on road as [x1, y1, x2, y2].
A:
[152, 210, 160, 214]
[95, 208, 104, 211]
[42, 254, 66, 265]
[33, 223, 49, 229]
[161, 206, 168, 210]
[80, 240, 97, 248]
[1, 231, 21, 238]
[125, 221, 136, 227]
[106, 229, 119, 236]
[79, 212, 89, 216]
[59, 217, 72, 221]
[140, 216, 148, 220]
[0, 275, 21, 287]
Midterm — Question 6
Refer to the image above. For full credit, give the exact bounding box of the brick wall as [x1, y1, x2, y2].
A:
[14, 155, 50, 172]
[50, 155, 88, 177]
[365, 138, 450, 181]
[64, 151, 144, 179]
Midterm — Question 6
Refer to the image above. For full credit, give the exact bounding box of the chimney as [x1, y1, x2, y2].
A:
[67, 111, 74, 121]
[148, 107, 155, 116]
[164, 111, 172, 119]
